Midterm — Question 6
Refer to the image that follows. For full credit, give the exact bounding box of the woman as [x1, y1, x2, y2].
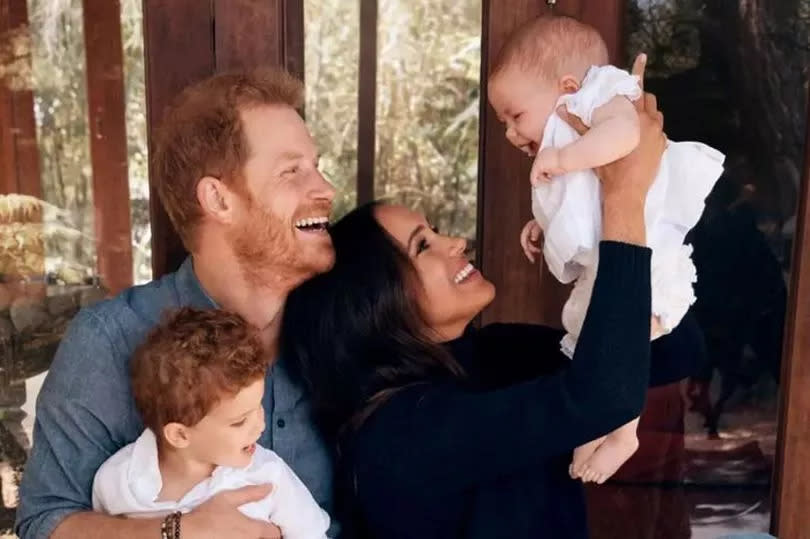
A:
[282, 90, 668, 537]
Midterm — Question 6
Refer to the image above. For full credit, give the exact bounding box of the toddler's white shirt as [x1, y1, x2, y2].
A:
[532, 65, 725, 355]
[92, 429, 331, 539]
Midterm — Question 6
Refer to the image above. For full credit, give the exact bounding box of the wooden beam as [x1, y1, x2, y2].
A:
[772, 87, 810, 539]
[479, 0, 559, 326]
[0, 0, 41, 197]
[213, 0, 305, 84]
[143, 0, 305, 278]
[82, 0, 133, 294]
[283, 0, 305, 82]
[478, 0, 625, 327]
[214, 0, 283, 72]
[142, 0, 215, 277]
[356, 0, 377, 205]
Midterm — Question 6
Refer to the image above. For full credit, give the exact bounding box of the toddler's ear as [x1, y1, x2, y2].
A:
[163, 422, 191, 449]
[559, 75, 580, 95]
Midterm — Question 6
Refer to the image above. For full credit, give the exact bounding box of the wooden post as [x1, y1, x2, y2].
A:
[356, 0, 378, 206]
[82, 0, 133, 294]
[477, 0, 625, 326]
[772, 88, 810, 538]
[0, 0, 41, 197]
[142, 0, 215, 277]
[142, 0, 304, 278]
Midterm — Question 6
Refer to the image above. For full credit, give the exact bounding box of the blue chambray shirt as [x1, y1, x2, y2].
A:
[15, 258, 336, 538]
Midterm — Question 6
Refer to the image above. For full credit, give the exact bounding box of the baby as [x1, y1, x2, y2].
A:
[488, 16, 724, 484]
[92, 308, 330, 538]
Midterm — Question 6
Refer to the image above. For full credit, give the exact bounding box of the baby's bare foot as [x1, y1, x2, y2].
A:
[579, 434, 639, 484]
[570, 437, 606, 479]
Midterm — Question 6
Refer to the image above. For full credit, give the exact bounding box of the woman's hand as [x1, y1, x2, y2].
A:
[556, 53, 666, 245]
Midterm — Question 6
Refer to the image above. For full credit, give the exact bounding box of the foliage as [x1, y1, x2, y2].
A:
[305, 0, 482, 240]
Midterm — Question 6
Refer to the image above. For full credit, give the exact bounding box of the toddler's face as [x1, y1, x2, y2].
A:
[184, 377, 267, 469]
[488, 66, 560, 156]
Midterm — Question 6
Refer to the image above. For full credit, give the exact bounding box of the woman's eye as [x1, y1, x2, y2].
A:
[417, 238, 430, 254]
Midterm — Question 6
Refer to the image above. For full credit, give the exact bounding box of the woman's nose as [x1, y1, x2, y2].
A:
[450, 236, 467, 256]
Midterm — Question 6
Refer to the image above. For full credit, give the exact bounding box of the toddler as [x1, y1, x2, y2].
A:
[92, 307, 330, 538]
[487, 16, 723, 484]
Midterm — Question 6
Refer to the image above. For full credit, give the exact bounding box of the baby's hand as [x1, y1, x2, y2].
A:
[519, 219, 542, 263]
[530, 147, 567, 185]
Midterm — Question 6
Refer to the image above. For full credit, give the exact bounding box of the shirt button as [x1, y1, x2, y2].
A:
[276, 419, 286, 429]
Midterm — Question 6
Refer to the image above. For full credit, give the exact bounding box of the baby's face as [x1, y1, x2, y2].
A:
[184, 377, 267, 469]
[488, 66, 560, 156]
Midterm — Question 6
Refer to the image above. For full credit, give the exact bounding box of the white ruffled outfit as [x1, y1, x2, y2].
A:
[92, 429, 331, 539]
[531, 65, 724, 357]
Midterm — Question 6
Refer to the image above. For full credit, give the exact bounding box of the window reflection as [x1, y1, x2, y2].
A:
[0, 0, 147, 532]
[585, 2, 809, 537]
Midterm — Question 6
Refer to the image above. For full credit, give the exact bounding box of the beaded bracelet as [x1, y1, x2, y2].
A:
[160, 511, 181, 539]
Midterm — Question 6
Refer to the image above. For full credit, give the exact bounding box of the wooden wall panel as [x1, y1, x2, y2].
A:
[478, 0, 625, 326]
[82, 0, 133, 294]
[479, 0, 549, 326]
[143, 0, 214, 277]
[772, 88, 810, 539]
[214, 0, 283, 72]
[143, 0, 303, 277]
[357, 0, 377, 205]
[0, 0, 41, 197]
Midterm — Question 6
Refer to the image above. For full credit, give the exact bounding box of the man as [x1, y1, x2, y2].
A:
[16, 69, 336, 538]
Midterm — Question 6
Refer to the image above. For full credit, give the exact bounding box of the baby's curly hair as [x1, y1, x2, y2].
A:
[131, 308, 270, 434]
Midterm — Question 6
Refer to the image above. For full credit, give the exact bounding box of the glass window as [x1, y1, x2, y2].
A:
[304, 0, 482, 243]
[0, 0, 148, 531]
[304, 0, 360, 220]
[586, 2, 809, 537]
[375, 0, 481, 241]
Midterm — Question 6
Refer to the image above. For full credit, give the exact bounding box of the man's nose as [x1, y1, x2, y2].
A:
[312, 169, 336, 202]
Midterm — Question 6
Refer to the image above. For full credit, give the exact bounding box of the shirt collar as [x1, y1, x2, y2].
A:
[175, 256, 219, 309]
[128, 429, 166, 503]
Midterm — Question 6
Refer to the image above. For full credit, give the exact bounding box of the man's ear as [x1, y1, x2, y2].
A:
[197, 176, 236, 224]
[558, 75, 580, 95]
[162, 422, 191, 449]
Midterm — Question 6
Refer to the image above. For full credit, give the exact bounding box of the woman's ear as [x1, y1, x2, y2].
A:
[558, 75, 581, 95]
[197, 176, 236, 224]
[162, 422, 191, 449]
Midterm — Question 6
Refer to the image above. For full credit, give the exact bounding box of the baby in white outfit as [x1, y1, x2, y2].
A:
[488, 16, 723, 484]
[92, 308, 330, 538]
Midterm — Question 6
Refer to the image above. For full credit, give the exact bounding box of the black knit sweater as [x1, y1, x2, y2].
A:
[335, 241, 692, 538]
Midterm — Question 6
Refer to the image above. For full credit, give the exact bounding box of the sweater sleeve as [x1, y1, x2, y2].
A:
[353, 241, 652, 495]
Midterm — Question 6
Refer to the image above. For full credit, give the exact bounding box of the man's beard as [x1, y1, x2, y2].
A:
[229, 200, 332, 289]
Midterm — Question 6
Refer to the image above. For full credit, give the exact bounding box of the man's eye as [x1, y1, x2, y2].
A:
[283, 166, 299, 175]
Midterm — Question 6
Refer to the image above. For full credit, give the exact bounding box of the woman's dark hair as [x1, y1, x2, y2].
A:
[281, 202, 464, 440]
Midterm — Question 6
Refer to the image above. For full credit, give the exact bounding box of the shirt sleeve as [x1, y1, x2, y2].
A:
[15, 310, 136, 539]
[352, 241, 652, 496]
[268, 458, 332, 539]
